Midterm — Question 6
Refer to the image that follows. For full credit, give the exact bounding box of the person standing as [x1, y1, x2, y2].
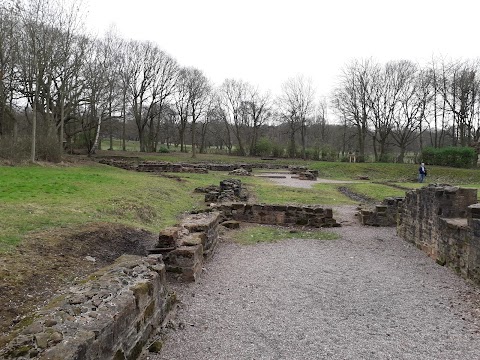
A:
[418, 162, 427, 183]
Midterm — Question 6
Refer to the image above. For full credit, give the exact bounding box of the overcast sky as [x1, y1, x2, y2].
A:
[86, 0, 480, 97]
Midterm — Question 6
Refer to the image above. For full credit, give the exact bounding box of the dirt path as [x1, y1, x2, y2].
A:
[147, 206, 480, 360]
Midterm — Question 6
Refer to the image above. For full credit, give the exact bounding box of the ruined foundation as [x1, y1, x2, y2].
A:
[397, 184, 480, 284]
[1, 255, 174, 360]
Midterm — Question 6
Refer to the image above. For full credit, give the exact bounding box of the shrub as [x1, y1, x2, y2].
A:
[271, 143, 285, 158]
[158, 146, 170, 153]
[319, 146, 337, 162]
[421, 146, 477, 168]
[253, 137, 274, 157]
[378, 153, 396, 163]
[304, 148, 318, 160]
[0, 135, 31, 162]
[36, 134, 62, 162]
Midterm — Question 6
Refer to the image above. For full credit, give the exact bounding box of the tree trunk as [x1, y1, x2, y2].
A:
[122, 91, 126, 151]
[191, 121, 197, 158]
[90, 115, 102, 155]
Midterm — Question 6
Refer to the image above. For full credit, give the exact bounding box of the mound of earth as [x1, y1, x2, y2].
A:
[0, 223, 157, 347]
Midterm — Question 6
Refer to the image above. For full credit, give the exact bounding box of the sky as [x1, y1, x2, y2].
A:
[85, 0, 480, 98]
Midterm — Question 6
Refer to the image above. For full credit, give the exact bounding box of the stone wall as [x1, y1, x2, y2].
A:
[150, 212, 222, 282]
[1, 255, 174, 360]
[217, 203, 339, 228]
[397, 184, 480, 284]
[137, 162, 208, 173]
[359, 197, 404, 227]
[98, 158, 299, 173]
[196, 179, 248, 203]
[150, 204, 338, 282]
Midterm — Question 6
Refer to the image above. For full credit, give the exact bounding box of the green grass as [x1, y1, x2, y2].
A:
[391, 182, 425, 189]
[339, 183, 408, 202]
[230, 224, 340, 245]
[0, 163, 207, 252]
[97, 148, 480, 184]
[309, 162, 480, 184]
[4, 152, 480, 252]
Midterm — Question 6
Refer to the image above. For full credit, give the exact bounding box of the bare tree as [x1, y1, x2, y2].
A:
[81, 38, 110, 154]
[0, 1, 19, 139]
[126, 40, 178, 152]
[310, 98, 330, 158]
[173, 67, 190, 152]
[183, 67, 210, 158]
[277, 75, 315, 159]
[245, 87, 271, 156]
[332, 60, 373, 161]
[219, 79, 249, 155]
[440, 59, 479, 146]
[425, 56, 449, 148]
[18, 0, 56, 161]
[391, 64, 432, 162]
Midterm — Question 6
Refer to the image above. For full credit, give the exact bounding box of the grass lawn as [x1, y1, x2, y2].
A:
[339, 183, 408, 202]
[0, 163, 206, 252]
[3, 153, 480, 252]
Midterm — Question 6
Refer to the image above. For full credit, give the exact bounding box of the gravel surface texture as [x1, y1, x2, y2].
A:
[147, 205, 480, 360]
[255, 172, 361, 188]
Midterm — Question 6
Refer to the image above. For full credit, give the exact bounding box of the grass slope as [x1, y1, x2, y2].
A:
[0, 163, 204, 252]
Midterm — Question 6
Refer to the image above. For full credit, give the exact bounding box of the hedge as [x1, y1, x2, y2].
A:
[421, 146, 477, 168]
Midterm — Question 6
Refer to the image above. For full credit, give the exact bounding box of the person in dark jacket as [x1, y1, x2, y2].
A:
[418, 162, 427, 183]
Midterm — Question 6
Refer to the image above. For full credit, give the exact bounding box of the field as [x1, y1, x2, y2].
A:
[1, 151, 480, 343]
[3, 152, 480, 252]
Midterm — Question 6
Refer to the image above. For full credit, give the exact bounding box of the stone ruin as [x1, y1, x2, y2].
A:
[195, 179, 248, 203]
[228, 168, 251, 176]
[0, 255, 175, 360]
[148, 203, 339, 282]
[397, 184, 480, 284]
[97, 158, 263, 174]
[288, 165, 318, 180]
[136, 162, 208, 174]
[1, 173, 338, 359]
[97, 158, 320, 180]
[216, 203, 339, 228]
[149, 212, 222, 282]
[358, 197, 404, 226]
[148, 178, 339, 282]
[359, 184, 480, 285]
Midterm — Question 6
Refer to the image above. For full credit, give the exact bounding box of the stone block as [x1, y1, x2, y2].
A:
[157, 226, 180, 248]
[183, 212, 222, 233]
[221, 220, 241, 229]
[178, 233, 204, 247]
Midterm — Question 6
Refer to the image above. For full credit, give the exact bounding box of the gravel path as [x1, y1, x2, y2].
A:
[255, 172, 361, 189]
[147, 206, 480, 360]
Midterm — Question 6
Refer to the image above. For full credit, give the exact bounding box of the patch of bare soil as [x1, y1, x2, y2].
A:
[337, 186, 376, 204]
[0, 222, 157, 347]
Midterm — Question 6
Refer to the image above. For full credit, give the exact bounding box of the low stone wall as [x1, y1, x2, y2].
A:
[98, 158, 138, 171]
[397, 184, 480, 284]
[150, 212, 222, 282]
[98, 158, 293, 173]
[150, 204, 339, 282]
[196, 179, 248, 203]
[359, 197, 404, 226]
[137, 162, 208, 174]
[0, 255, 174, 360]
[288, 166, 318, 180]
[218, 203, 339, 228]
